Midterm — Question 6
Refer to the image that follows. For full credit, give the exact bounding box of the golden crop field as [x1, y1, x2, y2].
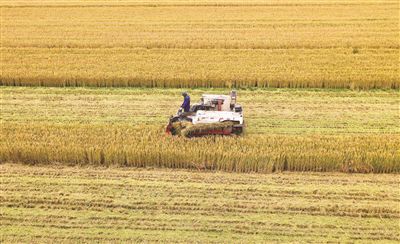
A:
[1, 0, 399, 89]
[1, 164, 399, 242]
[1, 1, 399, 241]
[1, 87, 399, 173]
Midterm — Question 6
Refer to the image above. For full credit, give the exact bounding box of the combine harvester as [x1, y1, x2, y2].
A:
[166, 91, 244, 137]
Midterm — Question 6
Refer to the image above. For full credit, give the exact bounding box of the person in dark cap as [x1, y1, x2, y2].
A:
[181, 91, 190, 112]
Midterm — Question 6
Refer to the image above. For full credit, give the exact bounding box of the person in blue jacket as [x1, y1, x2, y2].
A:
[181, 92, 190, 112]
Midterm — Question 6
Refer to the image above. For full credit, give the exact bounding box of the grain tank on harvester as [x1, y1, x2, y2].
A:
[166, 91, 244, 137]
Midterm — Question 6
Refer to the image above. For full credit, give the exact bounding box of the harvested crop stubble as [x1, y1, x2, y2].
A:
[1, 164, 399, 242]
[1, 123, 399, 173]
[1, 87, 398, 134]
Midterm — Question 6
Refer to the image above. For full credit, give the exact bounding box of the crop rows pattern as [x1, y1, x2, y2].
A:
[1, 164, 399, 242]
[1, 0, 399, 89]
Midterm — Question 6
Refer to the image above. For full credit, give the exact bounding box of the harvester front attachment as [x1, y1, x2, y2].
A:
[166, 121, 243, 138]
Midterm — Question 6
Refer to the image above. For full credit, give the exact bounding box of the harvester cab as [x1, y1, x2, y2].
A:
[166, 90, 244, 137]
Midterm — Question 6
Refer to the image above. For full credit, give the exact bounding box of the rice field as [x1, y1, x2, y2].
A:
[1, 1, 399, 241]
[1, 164, 399, 242]
[1, 0, 399, 89]
[1, 87, 399, 173]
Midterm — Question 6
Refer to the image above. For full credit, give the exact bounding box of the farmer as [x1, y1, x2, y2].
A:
[181, 91, 191, 112]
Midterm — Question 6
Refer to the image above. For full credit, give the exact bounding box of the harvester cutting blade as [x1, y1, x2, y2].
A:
[181, 121, 236, 137]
